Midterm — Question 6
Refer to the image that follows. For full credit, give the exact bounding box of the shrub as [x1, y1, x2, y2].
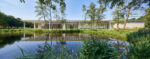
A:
[127, 28, 150, 58]
[79, 37, 118, 59]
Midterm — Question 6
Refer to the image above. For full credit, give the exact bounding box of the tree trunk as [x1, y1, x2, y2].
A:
[117, 23, 119, 30]
[41, 4, 47, 29]
[55, 10, 58, 29]
[123, 9, 131, 29]
[117, 12, 120, 30]
[49, 8, 52, 30]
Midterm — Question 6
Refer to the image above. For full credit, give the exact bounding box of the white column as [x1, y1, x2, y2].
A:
[62, 23, 66, 30]
[78, 23, 81, 29]
[109, 21, 112, 29]
[24, 22, 26, 29]
[49, 21, 51, 29]
[23, 33, 26, 38]
[34, 20, 36, 29]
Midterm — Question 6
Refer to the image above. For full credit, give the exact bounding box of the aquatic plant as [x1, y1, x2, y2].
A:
[16, 37, 120, 59]
[79, 37, 118, 59]
[17, 43, 77, 59]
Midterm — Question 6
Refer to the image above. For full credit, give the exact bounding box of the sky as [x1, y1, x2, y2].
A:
[0, 0, 147, 20]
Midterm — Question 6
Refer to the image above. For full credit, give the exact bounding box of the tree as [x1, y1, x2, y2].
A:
[34, 0, 66, 29]
[35, 1, 48, 28]
[0, 20, 8, 28]
[0, 12, 31, 28]
[20, 0, 25, 3]
[44, 0, 58, 29]
[82, 5, 87, 21]
[96, 5, 105, 22]
[144, 8, 150, 28]
[59, 0, 66, 20]
[87, 2, 96, 22]
[113, 6, 124, 29]
[98, 0, 150, 29]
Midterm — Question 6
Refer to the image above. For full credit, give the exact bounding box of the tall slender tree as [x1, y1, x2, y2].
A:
[82, 5, 87, 21]
[113, 6, 124, 29]
[96, 5, 105, 22]
[45, 0, 57, 29]
[98, 0, 150, 29]
[87, 2, 96, 22]
[59, 0, 66, 20]
[35, 1, 48, 28]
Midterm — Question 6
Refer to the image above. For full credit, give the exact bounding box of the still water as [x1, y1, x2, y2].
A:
[0, 33, 129, 59]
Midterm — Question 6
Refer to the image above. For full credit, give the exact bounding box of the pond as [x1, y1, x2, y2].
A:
[0, 33, 129, 59]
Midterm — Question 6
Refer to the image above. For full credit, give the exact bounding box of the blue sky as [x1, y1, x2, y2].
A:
[0, 0, 147, 20]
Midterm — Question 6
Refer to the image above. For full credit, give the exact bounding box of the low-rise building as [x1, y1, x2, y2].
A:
[113, 22, 145, 29]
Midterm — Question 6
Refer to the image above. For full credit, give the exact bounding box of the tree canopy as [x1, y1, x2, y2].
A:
[0, 12, 33, 28]
[144, 8, 150, 28]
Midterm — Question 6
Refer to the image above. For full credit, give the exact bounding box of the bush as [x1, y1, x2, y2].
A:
[129, 37, 150, 59]
[79, 37, 118, 59]
[127, 28, 150, 59]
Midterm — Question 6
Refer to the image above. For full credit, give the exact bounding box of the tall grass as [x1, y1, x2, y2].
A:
[17, 44, 76, 59]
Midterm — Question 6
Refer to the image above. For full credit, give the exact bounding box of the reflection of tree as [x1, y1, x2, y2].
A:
[0, 33, 32, 48]
[60, 33, 66, 45]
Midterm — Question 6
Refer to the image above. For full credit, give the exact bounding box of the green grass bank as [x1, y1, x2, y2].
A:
[0, 28, 139, 40]
[82, 29, 139, 40]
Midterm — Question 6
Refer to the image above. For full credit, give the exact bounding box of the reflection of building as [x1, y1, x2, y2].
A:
[23, 20, 112, 29]
[23, 33, 90, 41]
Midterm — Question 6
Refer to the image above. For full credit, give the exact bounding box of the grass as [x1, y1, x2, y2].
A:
[0, 28, 81, 33]
[0, 28, 139, 40]
[82, 28, 139, 40]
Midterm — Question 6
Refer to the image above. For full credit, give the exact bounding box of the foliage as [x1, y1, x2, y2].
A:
[127, 28, 150, 43]
[0, 12, 33, 28]
[79, 37, 118, 59]
[85, 2, 105, 23]
[16, 37, 120, 59]
[82, 4, 87, 21]
[96, 5, 105, 22]
[129, 37, 150, 59]
[112, 6, 124, 29]
[144, 8, 150, 28]
[0, 20, 8, 28]
[87, 2, 96, 22]
[35, 1, 48, 22]
[17, 45, 75, 59]
[82, 29, 138, 40]
[98, 0, 149, 29]
[35, 0, 66, 29]
[0, 29, 81, 33]
[127, 28, 150, 59]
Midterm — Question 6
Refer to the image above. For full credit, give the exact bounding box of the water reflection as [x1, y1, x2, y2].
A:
[0, 33, 32, 48]
[0, 33, 129, 59]
[23, 33, 89, 41]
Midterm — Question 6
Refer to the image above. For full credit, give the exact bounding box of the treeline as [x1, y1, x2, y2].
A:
[0, 12, 33, 29]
